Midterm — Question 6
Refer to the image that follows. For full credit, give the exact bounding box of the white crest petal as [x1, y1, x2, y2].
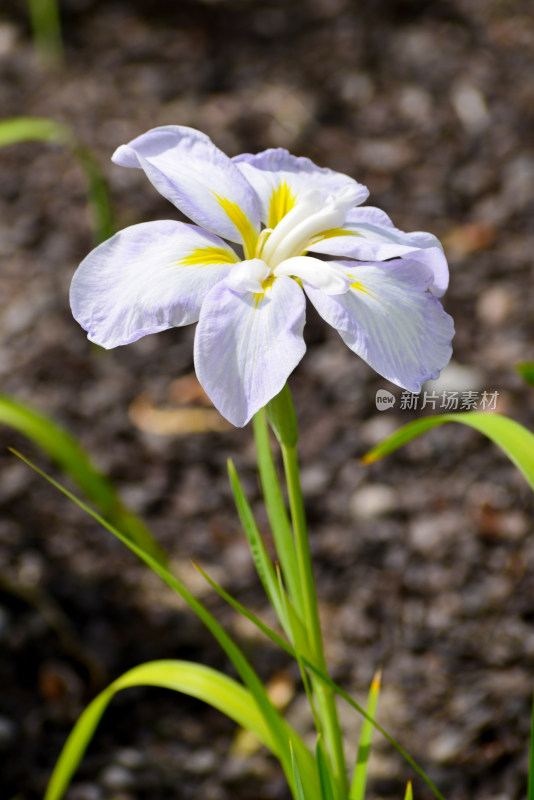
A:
[274, 256, 351, 295]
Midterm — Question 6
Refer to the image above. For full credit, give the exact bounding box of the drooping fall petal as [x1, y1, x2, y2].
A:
[304, 259, 454, 392]
[71, 220, 239, 348]
[194, 276, 306, 426]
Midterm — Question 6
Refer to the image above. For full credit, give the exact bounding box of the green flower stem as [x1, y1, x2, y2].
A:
[281, 440, 348, 797]
[252, 410, 305, 615]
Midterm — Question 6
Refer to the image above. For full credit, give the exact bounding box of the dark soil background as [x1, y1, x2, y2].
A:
[1, 1, 534, 798]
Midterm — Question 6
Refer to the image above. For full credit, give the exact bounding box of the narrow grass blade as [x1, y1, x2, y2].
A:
[404, 781, 413, 800]
[517, 363, 534, 389]
[227, 459, 287, 628]
[253, 410, 305, 618]
[45, 659, 276, 800]
[193, 563, 319, 795]
[194, 562, 290, 653]
[350, 668, 382, 800]
[529, 694, 534, 800]
[291, 740, 307, 800]
[303, 662, 447, 800]
[362, 413, 534, 492]
[27, 0, 63, 64]
[13, 450, 319, 800]
[0, 117, 113, 243]
[316, 735, 336, 800]
[1, 394, 165, 565]
[194, 563, 447, 800]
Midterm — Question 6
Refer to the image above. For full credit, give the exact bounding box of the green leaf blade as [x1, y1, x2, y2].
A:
[291, 741, 307, 800]
[45, 660, 277, 800]
[316, 736, 336, 800]
[27, 0, 64, 64]
[529, 694, 534, 800]
[0, 394, 165, 565]
[0, 117, 113, 242]
[517, 362, 534, 388]
[362, 413, 534, 492]
[266, 383, 299, 448]
[227, 458, 288, 628]
[350, 668, 382, 800]
[14, 450, 319, 800]
[252, 410, 305, 618]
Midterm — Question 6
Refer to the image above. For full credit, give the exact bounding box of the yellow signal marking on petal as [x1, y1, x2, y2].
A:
[253, 274, 275, 308]
[350, 278, 375, 300]
[350, 277, 390, 316]
[308, 227, 362, 246]
[267, 181, 297, 228]
[213, 193, 258, 259]
[178, 246, 239, 268]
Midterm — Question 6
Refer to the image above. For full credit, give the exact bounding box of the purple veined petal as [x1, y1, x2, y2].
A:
[112, 126, 261, 253]
[304, 259, 454, 393]
[194, 276, 306, 427]
[345, 206, 395, 228]
[70, 220, 239, 349]
[232, 148, 369, 227]
[402, 245, 449, 297]
[307, 208, 449, 296]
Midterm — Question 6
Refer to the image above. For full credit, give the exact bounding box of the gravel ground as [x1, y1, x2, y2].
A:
[1, 1, 534, 798]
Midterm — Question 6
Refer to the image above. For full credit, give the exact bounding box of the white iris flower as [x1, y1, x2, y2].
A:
[71, 126, 454, 427]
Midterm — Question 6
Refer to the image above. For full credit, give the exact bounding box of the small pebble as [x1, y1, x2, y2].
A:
[409, 511, 465, 554]
[476, 286, 515, 326]
[115, 748, 145, 769]
[300, 465, 330, 495]
[424, 361, 484, 395]
[68, 784, 103, 800]
[349, 484, 397, 520]
[429, 728, 470, 763]
[100, 764, 135, 791]
[186, 748, 218, 775]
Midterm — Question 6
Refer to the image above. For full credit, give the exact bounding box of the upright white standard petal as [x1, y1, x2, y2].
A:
[304, 260, 454, 393]
[233, 148, 369, 228]
[112, 126, 261, 252]
[70, 220, 239, 348]
[194, 276, 306, 427]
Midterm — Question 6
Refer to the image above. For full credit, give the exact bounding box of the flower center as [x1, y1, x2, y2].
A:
[259, 186, 360, 270]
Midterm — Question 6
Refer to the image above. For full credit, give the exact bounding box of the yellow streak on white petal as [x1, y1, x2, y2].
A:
[350, 278, 375, 299]
[178, 246, 239, 268]
[253, 274, 275, 308]
[350, 277, 389, 316]
[213, 193, 258, 258]
[267, 180, 297, 228]
[308, 227, 362, 247]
